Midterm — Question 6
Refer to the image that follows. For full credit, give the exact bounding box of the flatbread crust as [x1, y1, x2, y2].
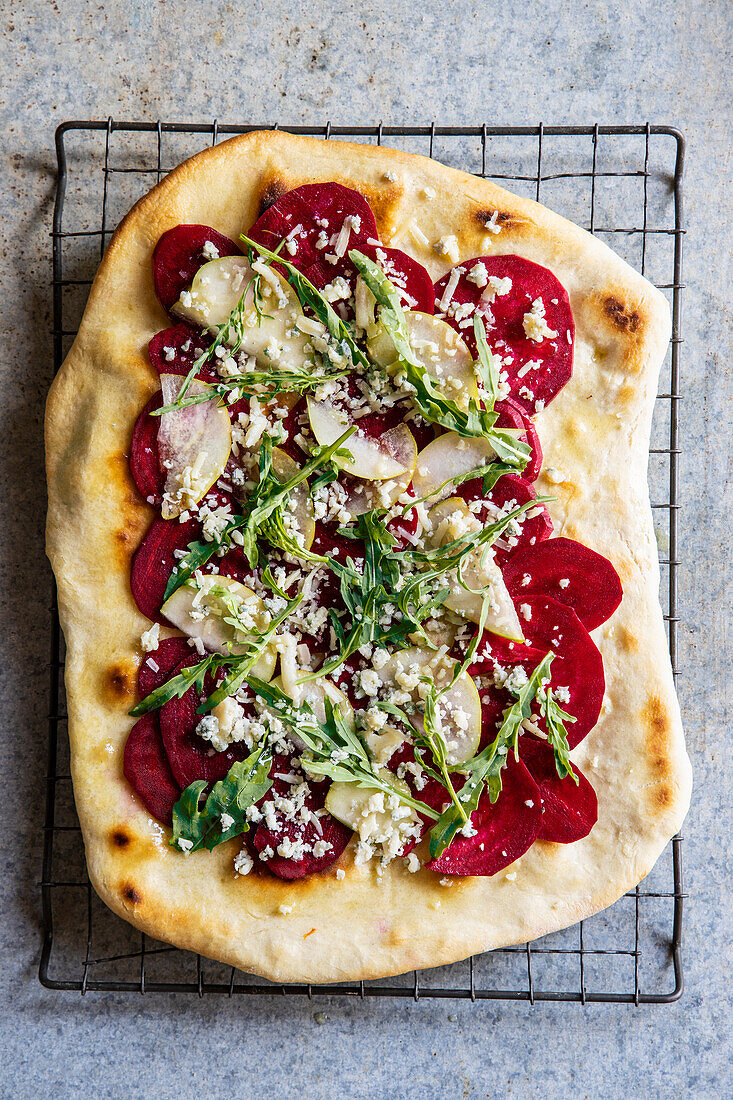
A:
[45, 130, 691, 984]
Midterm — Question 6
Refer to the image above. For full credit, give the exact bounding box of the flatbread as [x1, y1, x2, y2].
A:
[45, 130, 691, 983]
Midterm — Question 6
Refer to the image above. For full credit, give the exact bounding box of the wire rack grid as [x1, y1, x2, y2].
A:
[41, 120, 686, 1003]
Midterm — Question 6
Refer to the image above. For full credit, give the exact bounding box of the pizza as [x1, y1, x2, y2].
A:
[44, 130, 691, 984]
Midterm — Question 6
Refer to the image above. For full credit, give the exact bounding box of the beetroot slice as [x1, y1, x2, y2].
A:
[427, 755, 542, 876]
[456, 472, 552, 567]
[138, 637, 193, 699]
[495, 397, 542, 482]
[123, 714, 180, 826]
[130, 393, 165, 504]
[158, 658, 253, 788]
[520, 595, 605, 748]
[148, 323, 217, 382]
[252, 759, 351, 880]
[519, 737, 598, 843]
[503, 537, 623, 631]
[373, 245, 435, 313]
[153, 225, 240, 312]
[130, 513, 201, 624]
[434, 255, 574, 414]
[130, 490, 243, 624]
[248, 182, 378, 292]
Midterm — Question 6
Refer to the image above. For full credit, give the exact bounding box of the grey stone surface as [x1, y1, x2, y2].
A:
[1, 0, 731, 1095]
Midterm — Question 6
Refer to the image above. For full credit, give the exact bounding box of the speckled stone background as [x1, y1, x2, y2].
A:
[1, 1, 731, 1096]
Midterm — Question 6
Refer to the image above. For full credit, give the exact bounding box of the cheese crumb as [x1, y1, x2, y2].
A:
[233, 849, 253, 875]
[433, 235, 460, 264]
[523, 297, 558, 343]
[140, 622, 160, 652]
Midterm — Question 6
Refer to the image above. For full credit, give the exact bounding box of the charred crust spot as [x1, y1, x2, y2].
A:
[643, 695, 673, 782]
[358, 184, 401, 238]
[111, 829, 131, 849]
[653, 784, 673, 809]
[104, 663, 136, 703]
[257, 177, 289, 215]
[617, 625, 639, 653]
[473, 207, 522, 232]
[604, 296, 641, 334]
[122, 883, 142, 905]
[644, 694, 669, 738]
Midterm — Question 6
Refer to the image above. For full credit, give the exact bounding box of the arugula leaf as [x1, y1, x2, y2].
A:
[171, 743, 273, 853]
[247, 678, 438, 820]
[402, 460, 520, 512]
[428, 654, 556, 859]
[151, 363, 350, 417]
[348, 250, 530, 468]
[377, 688, 468, 825]
[129, 654, 216, 717]
[472, 313, 501, 410]
[240, 234, 370, 370]
[539, 684, 578, 782]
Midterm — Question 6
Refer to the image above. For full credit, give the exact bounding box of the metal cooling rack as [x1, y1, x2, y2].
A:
[41, 121, 686, 1002]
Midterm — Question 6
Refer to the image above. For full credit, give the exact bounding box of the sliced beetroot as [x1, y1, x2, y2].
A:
[311, 522, 365, 566]
[123, 714, 180, 826]
[519, 737, 598, 843]
[153, 225, 240, 312]
[372, 245, 435, 313]
[495, 397, 542, 482]
[427, 755, 542, 876]
[130, 393, 165, 504]
[388, 502, 419, 547]
[252, 759, 352, 880]
[519, 595, 605, 747]
[138, 637, 193, 699]
[503, 537, 623, 631]
[131, 513, 201, 624]
[158, 658, 253, 788]
[248, 182, 378, 293]
[130, 490, 242, 623]
[469, 634, 548, 671]
[434, 255, 574, 414]
[148, 323, 217, 383]
[456, 472, 552, 567]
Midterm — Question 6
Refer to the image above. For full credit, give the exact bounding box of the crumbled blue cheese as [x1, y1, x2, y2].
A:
[233, 848, 253, 875]
[523, 297, 558, 343]
[195, 696, 252, 753]
[140, 622, 160, 652]
[433, 235, 460, 264]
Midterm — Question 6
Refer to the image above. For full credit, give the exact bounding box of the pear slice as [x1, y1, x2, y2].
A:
[307, 397, 417, 481]
[368, 311, 479, 408]
[427, 497, 525, 643]
[324, 770, 421, 857]
[268, 447, 316, 553]
[339, 470, 413, 517]
[268, 663, 353, 752]
[363, 724, 409, 767]
[273, 667, 353, 725]
[172, 255, 311, 371]
[354, 275, 378, 334]
[161, 575, 276, 680]
[412, 431, 498, 505]
[373, 646, 481, 765]
[158, 373, 232, 520]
